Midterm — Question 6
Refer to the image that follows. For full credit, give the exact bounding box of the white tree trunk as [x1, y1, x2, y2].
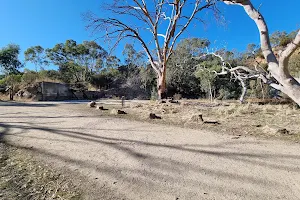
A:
[223, 0, 300, 106]
[209, 82, 213, 102]
[239, 78, 247, 103]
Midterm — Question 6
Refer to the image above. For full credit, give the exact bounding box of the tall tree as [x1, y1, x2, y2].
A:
[0, 44, 22, 75]
[122, 44, 146, 67]
[46, 40, 108, 84]
[24, 46, 49, 72]
[0, 44, 23, 100]
[5, 74, 22, 100]
[85, 0, 217, 99]
[270, 31, 297, 47]
[195, 59, 221, 101]
[167, 38, 210, 97]
[220, 0, 300, 106]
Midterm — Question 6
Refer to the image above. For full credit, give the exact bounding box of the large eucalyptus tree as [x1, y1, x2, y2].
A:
[220, 0, 300, 105]
[85, 0, 217, 99]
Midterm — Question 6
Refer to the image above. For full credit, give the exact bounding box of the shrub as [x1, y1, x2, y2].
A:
[173, 93, 182, 100]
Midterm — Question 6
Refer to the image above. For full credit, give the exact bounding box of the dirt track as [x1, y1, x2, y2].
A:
[1, 101, 300, 200]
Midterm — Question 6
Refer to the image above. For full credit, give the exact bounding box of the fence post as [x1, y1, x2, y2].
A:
[121, 96, 125, 108]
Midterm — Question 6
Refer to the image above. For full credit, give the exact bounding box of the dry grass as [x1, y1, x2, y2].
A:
[0, 143, 81, 200]
[34, 78, 63, 84]
[0, 94, 10, 101]
[0, 94, 37, 102]
[90, 99, 300, 142]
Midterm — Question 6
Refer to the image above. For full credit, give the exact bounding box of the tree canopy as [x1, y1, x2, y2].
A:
[0, 44, 22, 75]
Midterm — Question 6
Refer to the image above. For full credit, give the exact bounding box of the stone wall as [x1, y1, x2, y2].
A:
[37, 82, 104, 101]
[39, 82, 74, 101]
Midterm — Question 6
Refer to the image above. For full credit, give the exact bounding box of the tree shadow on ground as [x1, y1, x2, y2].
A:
[0, 101, 58, 107]
[1, 120, 300, 199]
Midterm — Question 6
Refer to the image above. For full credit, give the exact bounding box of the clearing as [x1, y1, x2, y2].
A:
[1, 101, 300, 200]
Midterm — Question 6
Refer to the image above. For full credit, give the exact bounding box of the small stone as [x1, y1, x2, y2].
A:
[96, 106, 107, 110]
[169, 99, 180, 104]
[88, 101, 96, 108]
[117, 110, 127, 114]
[149, 113, 162, 119]
[277, 129, 291, 135]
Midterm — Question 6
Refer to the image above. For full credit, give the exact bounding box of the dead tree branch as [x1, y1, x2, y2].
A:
[221, 0, 300, 105]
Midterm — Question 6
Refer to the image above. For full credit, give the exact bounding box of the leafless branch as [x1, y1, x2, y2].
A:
[279, 29, 300, 69]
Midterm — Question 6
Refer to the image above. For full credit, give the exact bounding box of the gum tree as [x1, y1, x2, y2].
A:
[24, 46, 49, 72]
[220, 0, 300, 105]
[85, 0, 217, 99]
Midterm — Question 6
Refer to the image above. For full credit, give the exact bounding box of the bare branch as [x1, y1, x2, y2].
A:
[223, 0, 300, 105]
[198, 50, 280, 102]
[85, 0, 217, 99]
[167, 1, 216, 61]
[279, 29, 300, 69]
[222, 0, 278, 66]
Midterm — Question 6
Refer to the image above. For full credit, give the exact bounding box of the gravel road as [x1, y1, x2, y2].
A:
[1, 101, 300, 200]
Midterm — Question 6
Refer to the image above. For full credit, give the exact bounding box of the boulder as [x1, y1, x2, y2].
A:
[16, 90, 33, 99]
[23, 91, 33, 98]
[88, 101, 96, 108]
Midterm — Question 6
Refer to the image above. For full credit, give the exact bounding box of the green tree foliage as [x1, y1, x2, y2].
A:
[289, 50, 300, 78]
[194, 50, 242, 100]
[39, 70, 61, 81]
[122, 44, 146, 66]
[0, 44, 22, 74]
[5, 74, 22, 86]
[270, 31, 297, 47]
[139, 65, 156, 96]
[24, 46, 49, 71]
[22, 69, 40, 85]
[120, 44, 147, 88]
[195, 59, 220, 101]
[248, 79, 270, 99]
[46, 40, 108, 84]
[167, 38, 210, 97]
[7, 32, 297, 101]
[90, 68, 121, 90]
[3, 74, 22, 100]
[0, 44, 23, 100]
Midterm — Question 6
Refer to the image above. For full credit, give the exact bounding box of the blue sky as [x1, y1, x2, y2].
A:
[0, 0, 299, 71]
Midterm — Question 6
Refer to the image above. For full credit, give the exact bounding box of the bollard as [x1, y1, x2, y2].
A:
[121, 96, 125, 108]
